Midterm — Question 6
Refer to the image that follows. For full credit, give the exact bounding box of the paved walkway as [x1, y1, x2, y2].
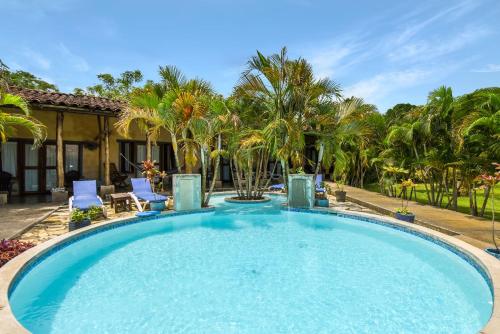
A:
[327, 182, 499, 249]
[0, 202, 61, 240]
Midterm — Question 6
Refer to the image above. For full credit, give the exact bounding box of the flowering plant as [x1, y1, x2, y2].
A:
[141, 160, 167, 192]
[0, 239, 35, 268]
[396, 178, 414, 215]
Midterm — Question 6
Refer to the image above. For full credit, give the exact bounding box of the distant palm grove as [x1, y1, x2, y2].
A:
[1, 48, 499, 217]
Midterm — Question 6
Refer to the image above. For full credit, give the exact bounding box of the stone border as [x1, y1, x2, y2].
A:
[224, 196, 272, 204]
[7, 204, 63, 240]
[1, 201, 499, 333]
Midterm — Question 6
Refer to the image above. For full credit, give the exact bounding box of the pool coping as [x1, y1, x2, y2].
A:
[1, 202, 499, 333]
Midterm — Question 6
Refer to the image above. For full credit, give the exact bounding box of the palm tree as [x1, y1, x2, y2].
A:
[116, 89, 162, 161]
[235, 47, 341, 186]
[0, 90, 46, 146]
[158, 65, 213, 173]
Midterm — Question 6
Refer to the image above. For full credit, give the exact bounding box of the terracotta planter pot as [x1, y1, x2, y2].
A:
[485, 248, 500, 260]
[315, 198, 330, 207]
[0, 192, 8, 205]
[68, 218, 91, 231]
[99, 185, 115, 200]
[335, 190, 346, 202]
[51, 190, 68, 203]
[395, 212, 415, 223]
[150, 200, 166, 211]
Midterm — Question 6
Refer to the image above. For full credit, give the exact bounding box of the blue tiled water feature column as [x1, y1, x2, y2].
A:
[287, 174, 315, 209]
[172, 174, 202, 211]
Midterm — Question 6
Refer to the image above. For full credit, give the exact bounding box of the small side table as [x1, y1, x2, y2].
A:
[110, 193, 132, 213]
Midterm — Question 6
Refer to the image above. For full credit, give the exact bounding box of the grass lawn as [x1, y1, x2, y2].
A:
[363, 183, 500, 221]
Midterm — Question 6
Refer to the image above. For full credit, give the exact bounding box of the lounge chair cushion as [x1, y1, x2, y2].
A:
[131, 178, 167, 202]
[134, 192, 167, 202]
[269, 183, 285, 190]
[72, 180, 102, 210]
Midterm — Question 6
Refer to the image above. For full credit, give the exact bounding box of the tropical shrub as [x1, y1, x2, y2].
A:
[0, 239, 35, 268]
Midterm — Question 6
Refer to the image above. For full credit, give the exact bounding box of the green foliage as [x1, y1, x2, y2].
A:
[77, 70, 143, 99]
[70, 209, 88, 223]
[385, 103, 418, 126]
[87, 206, 103, 220]
[70, 206, 102, 222]
[0, 60, 58, 91]
[0, 90, 47, 146]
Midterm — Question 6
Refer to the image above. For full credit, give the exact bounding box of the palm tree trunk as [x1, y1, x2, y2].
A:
[56, 112, 64, 188]
[170, 132, 181, 172]
[480, 185, 491, 217]
[229, 159, 241, 197]
[280, 159, 288, 190]
[247, 155, 253, 199]
[313, 143, 324, 181]
[200, 146, 207, 205]
[104, 116, 111, 186]
[452, 167, 458, 210]
[204, 136, 222, 206]
[146, 133, 152, 161]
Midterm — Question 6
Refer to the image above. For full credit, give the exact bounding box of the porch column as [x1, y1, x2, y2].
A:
[104, 116, 111, 186]
[56, 111, 65, 188]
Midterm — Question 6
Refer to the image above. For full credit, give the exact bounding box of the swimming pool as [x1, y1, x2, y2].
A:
[7, 195, 494, 333]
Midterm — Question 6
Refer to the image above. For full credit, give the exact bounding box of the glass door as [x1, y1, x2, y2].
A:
[23, 144, 40, 192]
[45, 144, 57, 190]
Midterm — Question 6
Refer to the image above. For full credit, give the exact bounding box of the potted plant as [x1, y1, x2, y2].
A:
[479, 163, 500, 259]
[395, 178, 415, 223]
[315, 186, 330, 207]
[334, 174, 347, 202]
[149, 194, 166, 211]
[51, 187, 68, 203]
[68, 208, 91, 231]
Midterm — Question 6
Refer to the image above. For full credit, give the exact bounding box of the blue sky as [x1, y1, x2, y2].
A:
[2, 0, 499, 112]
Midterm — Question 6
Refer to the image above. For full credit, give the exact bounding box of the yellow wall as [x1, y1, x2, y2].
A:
[13, 108, 172, 181]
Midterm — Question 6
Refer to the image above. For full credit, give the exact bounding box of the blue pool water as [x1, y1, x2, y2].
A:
[10, 195, 493, 333]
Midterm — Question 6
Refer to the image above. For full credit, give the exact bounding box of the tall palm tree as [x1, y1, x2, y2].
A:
[0, 90, 46, 146]
[158, 65, 213, 173]
[235, 47, 341, 184]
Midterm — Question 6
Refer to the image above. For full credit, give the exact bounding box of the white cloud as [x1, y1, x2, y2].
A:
[471, 64, 500, 73]
[388, 25, 490, 62]
[344, 69, 433, 103]
[58, 43, 90, 72]
[391, 0, 481, 46]
[22, 48, 51, 70]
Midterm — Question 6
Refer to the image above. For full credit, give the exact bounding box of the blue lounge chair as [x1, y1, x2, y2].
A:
[129, 178, 168, 212]
[69, 180, 106, 216]
[316, 174, 326, 194]
[269, 183, 285, 191]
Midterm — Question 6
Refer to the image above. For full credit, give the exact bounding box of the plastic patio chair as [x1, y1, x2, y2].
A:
[69, 180, 106, 216]
[316, 174, 326, 194]
[129, 178, 168, 212]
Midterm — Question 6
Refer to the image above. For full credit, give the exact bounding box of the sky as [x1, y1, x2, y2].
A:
[1, 0, 499, 112]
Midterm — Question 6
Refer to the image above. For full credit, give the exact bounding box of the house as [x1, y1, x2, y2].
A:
[1, 87, 177, 196]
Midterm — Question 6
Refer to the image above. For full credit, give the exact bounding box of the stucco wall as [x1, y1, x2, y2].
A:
[12, 108, 172, 182]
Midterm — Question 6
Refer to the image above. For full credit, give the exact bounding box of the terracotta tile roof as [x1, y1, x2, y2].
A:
[7, 86, 124, 114]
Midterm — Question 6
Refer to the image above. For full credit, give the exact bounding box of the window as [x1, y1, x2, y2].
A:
[1, 142, 17, 176]
[119, 141, 176, 174]
[24, 144, 39, 192]
[46, 145, 57, 190]
[64, 144, 80, 172]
